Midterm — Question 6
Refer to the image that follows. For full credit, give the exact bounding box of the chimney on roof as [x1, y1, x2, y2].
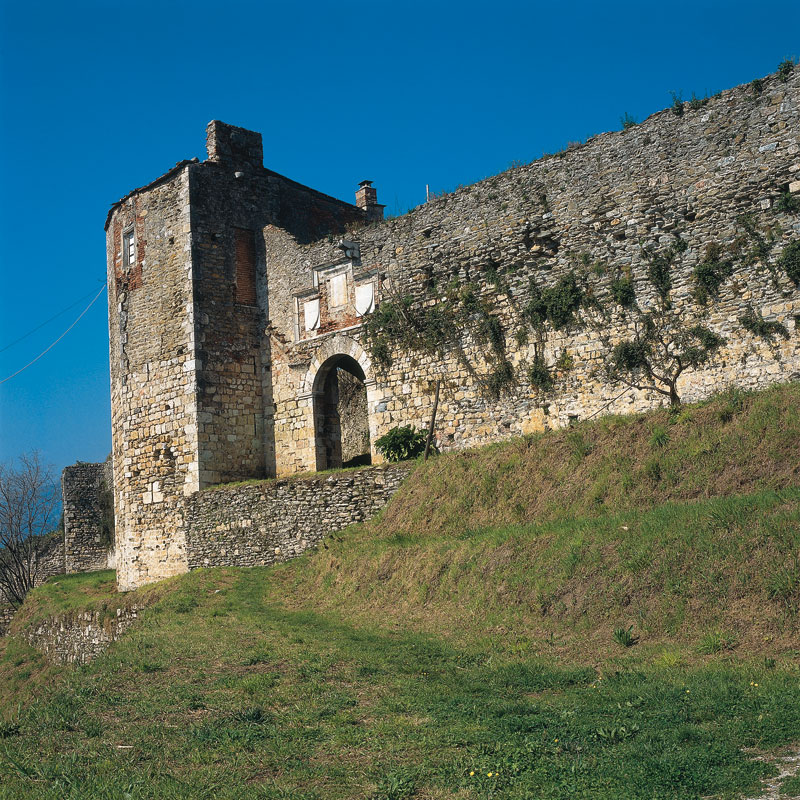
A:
[206, 120, 263, 171]
[355, 180, 385, 222]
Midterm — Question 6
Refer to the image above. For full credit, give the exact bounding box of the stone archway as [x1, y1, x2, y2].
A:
[300, 335, 377, 472]
[312, 354, 371, 471]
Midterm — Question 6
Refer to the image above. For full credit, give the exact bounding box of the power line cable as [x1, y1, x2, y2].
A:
[0, 284, 105, 354]
[0, 284, 107, 386]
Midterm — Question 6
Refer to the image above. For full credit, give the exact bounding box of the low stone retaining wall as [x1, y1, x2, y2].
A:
[186, 462, 413, 570]
[21, 607, 142, 665]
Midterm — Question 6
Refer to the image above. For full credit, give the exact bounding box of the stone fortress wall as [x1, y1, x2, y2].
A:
[104, 66, 800, 590]
[266, 69, 800, 467]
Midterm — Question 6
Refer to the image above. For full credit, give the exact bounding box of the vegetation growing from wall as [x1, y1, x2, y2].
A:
[524, 272, 588, 331]
[640, 235, 688, 303]
[739, 308, 790, 342]
[607, 314, 726, 407]
[362, 280, 516, 398]
[692, 242, 734, 304]
[780, 240, 800, 286]
[363, 204, 794, 408]
[609, 274, 636, 308]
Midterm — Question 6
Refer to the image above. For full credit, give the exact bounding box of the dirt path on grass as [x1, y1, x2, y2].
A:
[743, 750, 800, 800]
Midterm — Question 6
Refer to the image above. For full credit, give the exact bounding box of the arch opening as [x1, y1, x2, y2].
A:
[312, 354, 371, 471]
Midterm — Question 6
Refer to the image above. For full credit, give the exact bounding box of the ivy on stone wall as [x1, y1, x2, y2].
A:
[641, 235, 688, 303]
[610, 274, 636, 308]
[524, 272, 588, 330]
[731, 213, 777, 278]
[362, 279, 516, 398]
[528, 355, 554, 392]
[362, 209, 795, 408]
[693, 242, 734, 304]
[739, 308, 790, 342]
[780, 241, 800, 286]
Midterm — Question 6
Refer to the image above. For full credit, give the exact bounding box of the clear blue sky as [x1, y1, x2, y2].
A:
[1, 0, 798, 478]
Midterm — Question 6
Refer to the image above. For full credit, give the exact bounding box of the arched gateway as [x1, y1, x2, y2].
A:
[299, 335, 377, 472]
[313, 354, 371, 470]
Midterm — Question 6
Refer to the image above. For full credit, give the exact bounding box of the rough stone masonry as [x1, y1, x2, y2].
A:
[105, 67, 800, 591]
[61, 461, 114, 574]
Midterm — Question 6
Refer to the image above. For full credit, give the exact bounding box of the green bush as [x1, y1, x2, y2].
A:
[779, 240, 800, 286]
[525, 272, 585, 330]
[739, 308, 789, 341]
[775, 191, 799, 214]
[528, 356, 554, 392]
[693, 242, 734, 303]
[610, 276, 636, 308]
[375, 426, 431, 462]
[777, 58, 796, 82]
[670, 91, 684, 117]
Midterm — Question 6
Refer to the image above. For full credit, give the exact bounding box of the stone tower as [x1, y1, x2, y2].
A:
[105, 121, 367, 590]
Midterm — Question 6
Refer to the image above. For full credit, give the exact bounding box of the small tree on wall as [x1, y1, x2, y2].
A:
[0, 452, 59, 608]
[362, 279, 517, 398]
[519, 233, 734, 406]
[606, 312, 725, 407]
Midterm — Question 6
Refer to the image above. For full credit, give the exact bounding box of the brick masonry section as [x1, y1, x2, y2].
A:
[185, 463, 412, 570]
[62, 462, 114, 574]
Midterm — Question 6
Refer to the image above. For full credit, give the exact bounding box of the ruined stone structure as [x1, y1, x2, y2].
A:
[1, 463, 115, 630]
[61, 461, 115, 574]
[21, 606, 142, 665]
[106, 68, 800, 591]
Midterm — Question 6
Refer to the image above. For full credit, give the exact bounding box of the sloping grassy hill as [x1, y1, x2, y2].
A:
[379, 382, 800, 537]
[1, 383, 799, 800]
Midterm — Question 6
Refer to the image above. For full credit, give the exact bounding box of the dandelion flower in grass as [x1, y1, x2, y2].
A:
[487, 772, 493, 777]
[469, 771, 474, 777]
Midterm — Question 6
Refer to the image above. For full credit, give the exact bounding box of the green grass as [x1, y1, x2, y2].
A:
[379, 383, 800, 538]
[7, 570, 173, 632]
[2, 382, 800, 798]
[2, 566, 800, 799]
[781, 773, 800, 796]
[204, 461, 397, 492]
[268, 488, 800, 656]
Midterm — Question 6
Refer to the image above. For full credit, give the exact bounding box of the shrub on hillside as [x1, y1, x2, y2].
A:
[375, 426, 432, 462]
